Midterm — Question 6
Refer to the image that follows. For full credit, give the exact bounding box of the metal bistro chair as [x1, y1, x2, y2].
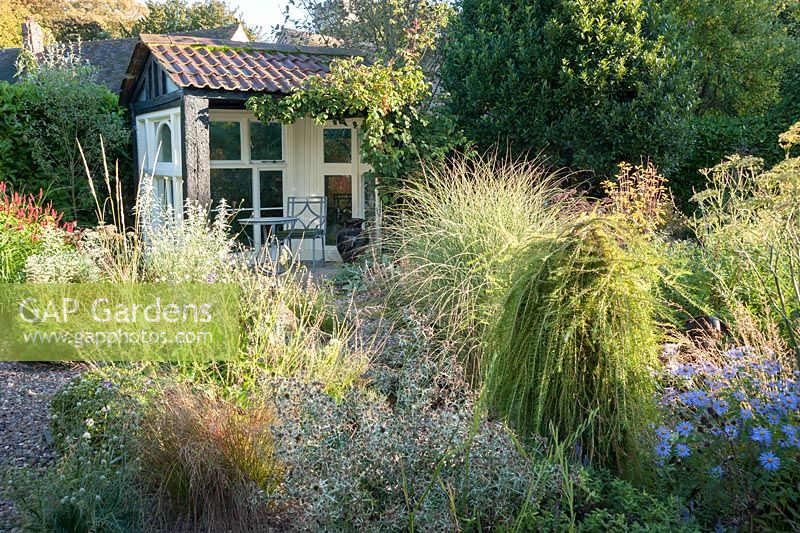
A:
[275, 196, 327, 270]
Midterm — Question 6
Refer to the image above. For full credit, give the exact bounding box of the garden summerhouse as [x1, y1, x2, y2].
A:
[119, 34, 373, 260]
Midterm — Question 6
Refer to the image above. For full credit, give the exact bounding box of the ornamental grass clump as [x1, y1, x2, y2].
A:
[138, 384, 285, 532]
[486, 216, 662, 480]
[237, 267, 374, 398]
[387, 152, 574, 382]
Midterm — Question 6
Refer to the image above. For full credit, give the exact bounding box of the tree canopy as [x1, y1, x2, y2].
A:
[441, 0, 697, 178]
[125, 0, 257, 38]
[6, 0, 145, 43]
[281, 0, 452, 61]
[0, 58, 129, 222]
[664, 0, 795, 116]
[1, 0, 253, 46]
[0, 0, 33, 48]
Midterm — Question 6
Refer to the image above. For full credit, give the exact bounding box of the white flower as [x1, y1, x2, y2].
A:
[82, 431, 91, 439]
[85, 418, 95, 428]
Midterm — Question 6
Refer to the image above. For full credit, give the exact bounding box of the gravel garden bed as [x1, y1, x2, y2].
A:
[0, 362, 84, 532]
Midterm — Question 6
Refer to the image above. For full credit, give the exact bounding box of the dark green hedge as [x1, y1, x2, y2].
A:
[0, 66, 130, 224]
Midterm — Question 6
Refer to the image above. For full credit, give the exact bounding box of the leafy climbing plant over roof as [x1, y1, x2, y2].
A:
[246, 49, 461, 202]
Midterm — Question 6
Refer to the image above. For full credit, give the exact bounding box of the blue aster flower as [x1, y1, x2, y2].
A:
[759, 451, 781, 471]
[681, 390, 710, 408]
[709, 465, 724, 478]
[673, 363, 695, 378]
[723, 424, 739, 439]
[655, 426, 672, 440]
[676, 443, 691, 457]
[711, 399, 729, 416]
[754, 401, 770, 416]
[676, 421, 694, 437]
[726, 347, 745, 359]
[655, 442, 671, 458]
[751, 426, 772, 445]
[784, 393, 799, 411]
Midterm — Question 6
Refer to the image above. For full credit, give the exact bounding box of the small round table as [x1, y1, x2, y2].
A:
[239, 216, 300, 270]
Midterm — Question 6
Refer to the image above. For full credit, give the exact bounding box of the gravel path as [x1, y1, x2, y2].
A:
[0, 362, 83, 532]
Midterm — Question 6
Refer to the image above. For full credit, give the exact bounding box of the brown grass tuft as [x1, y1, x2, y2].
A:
[138, 384, 285, 532]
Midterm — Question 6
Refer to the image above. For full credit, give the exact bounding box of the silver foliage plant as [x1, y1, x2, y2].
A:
[23, 226, 102, 283]
[137, 174, 238, 283]
[264, 316, 553, 531]
[268, 378, 545, 531]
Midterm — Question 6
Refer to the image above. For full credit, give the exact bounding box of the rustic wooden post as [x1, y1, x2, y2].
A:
[374, 178, 383, 256]
[181, 95, 211, 206]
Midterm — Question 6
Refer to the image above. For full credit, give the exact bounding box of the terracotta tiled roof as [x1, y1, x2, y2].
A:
[120, 34, 363, 104]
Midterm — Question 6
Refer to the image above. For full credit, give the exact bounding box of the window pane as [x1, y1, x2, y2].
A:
[154, 178, 167, 208]
[259, 170, 283, 217]
[211, 168, 252, 244]
[323, 128, 351, 163]
[209, 121, 241, 160]
[152, 176, 176, 223]
[157, 124, 172, 163]
[251, 122, 282, 161]
[325, 174, 352, 245]
[164, 178, 174, 209]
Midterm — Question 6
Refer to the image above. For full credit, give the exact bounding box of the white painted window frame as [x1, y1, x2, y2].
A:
[209, 110, 287, 250]
[135, 108, 184, 224]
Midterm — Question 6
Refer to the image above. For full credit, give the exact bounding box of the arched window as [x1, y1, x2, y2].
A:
[156, 123, 172, 163]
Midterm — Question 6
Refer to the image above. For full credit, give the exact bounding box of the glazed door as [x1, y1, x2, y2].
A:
[318, 122, 364, 252]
